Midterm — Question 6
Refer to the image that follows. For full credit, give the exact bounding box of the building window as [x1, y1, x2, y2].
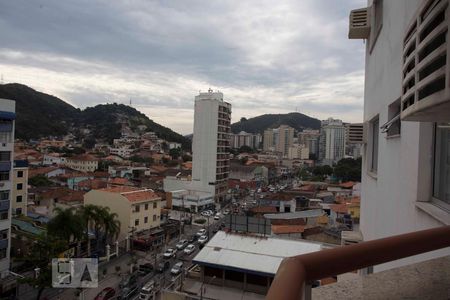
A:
[135, 219, 139, 226]
[0, 191, 8, 200]
[16, 208, 22, 215]
[370, 0, 383, 51]
[0, 248, 6, 259]
[16, 195, 22, 203]
[381, 98, 401, 137]
[17, 183, 23, 190]
[370, 116, 379, 174]
[153, 215, 157, 221]
[134, 204, 140, 213]
[0, 151, 10, 162]
[144, 216, 148, 223]
[0, 171, 8, 181]
[0, 212, 8, 220]
[0, 230, 7, 240]
[144, 204, 148, 210]
[17, 170, 23, 178]
[433, 123, 450, 209]
[153, 202, 157, 209]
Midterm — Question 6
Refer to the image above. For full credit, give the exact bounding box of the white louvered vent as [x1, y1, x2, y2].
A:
[401, 0, 450, 121]
[348, 7, 371, 39]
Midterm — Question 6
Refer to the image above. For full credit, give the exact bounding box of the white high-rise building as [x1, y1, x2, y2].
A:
[319, 118, 346, 165]
[0, 99, 15, 278]
[348, 0, 450, 271]
[192, 90, 231, 202]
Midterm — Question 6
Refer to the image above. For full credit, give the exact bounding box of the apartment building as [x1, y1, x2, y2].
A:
[287, 145, 310, 160]
[0, 99, 14, 278]
[12, 160, 28, 216]
[84, 186, 161, 239]
[230, 131, 262, 149]
[298, 129, 320, 158]
[318, 118, 346, 165]
[263, 125, 295, 156]
[65, 154, 98, 172]
[349, 0, 450, 271]
[345, 123, 364, 159]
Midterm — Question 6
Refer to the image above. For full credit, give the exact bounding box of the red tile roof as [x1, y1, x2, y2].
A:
[99, 186, 160, 202]
[330, 203, 349, 214]
[340, 181, 357, 189]
[29, 166, 60, 177]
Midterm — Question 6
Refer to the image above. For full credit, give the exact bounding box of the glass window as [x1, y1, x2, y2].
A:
[16, 195, 22, 203]
[135, 219, 139, 226]
[16, 208, 22, 215]
[17, 171, 23, 178]
[433, 123, 450, 208]
[153, 202, 157, 209]
[153, 215, 157, 221]
[0, 212, 8, 220]
[17, 183, 23, 190]
[0, 151, 10, 162]
[144, 217, 148, 223]
[0, 171, 9, 181]
[0, 191, 8, 200]
[134, 204, 140, 212]
[370, 117, 379, 173]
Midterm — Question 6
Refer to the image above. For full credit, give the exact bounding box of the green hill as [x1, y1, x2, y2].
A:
[231, 112, 321, 134]
[0, 83, 190, 149]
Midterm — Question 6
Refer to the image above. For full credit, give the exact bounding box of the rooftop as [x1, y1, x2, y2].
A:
[98, 186, 160, 202]
[193, 231, 323, 276]
[264, 209, 324, 220]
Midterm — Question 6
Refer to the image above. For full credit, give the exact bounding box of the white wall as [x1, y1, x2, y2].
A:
[361, 0, 450, 272]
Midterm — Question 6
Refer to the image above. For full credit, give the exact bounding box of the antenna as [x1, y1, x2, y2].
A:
[129, 98, 132, 106]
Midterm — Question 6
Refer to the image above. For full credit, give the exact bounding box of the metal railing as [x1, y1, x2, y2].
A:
[266, 226, 450, 300]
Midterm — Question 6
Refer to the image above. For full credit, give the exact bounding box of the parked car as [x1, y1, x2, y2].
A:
[184, 244, 196, 255]
[156, 261, 170, 273]
[188, 234, 197, 243]
[198, 235, 208, 245]
[94, 287, 116, 300]
[170, 261, 184, 275]
[214, 213, 221, 220]
[139, 280, 157, 300]
[119, 273, 138, 289]
[138, 263, 153, 276]
[201, 211, 211, 217]
[196, 229, 207, 237]
[163, 248, 176, 259]
[175, 239, 188, 250]
[223, 209, 230, 215]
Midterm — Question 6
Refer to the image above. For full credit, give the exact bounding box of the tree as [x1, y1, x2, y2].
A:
[238, 145, 254, 153]
[29, 175, 53, 187]
[182, 154, 192, 162]
[169, 147, 181, 160]
[19, 234, 68, 300]
[240, 117, 248, 122]
[47, 207, 84, 243]
[82, 136, 96, 149]
[333, 157, 362, 182]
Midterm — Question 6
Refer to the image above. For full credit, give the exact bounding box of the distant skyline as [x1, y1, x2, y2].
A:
[0, 0, 366, 135]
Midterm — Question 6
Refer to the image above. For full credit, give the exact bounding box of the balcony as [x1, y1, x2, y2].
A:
[0, 162, 11, 172]
[0, 238, 8, 250]
[267, 226, 450, 300]
[0, 200, 10, 212]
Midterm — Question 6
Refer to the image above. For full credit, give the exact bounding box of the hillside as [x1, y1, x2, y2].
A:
[231, 112, 321, 134]
[0, 83, 190, 149]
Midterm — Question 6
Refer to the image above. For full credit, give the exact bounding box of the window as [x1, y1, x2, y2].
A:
[16, 195, 22, 203]
[0, 191, 8, 200]
[144, 204, 148, 210]
[153, 215, 157, 221]
[135, 219, 139, 226]
[153, 202, 157, 209]
[16, 183, 23, 190]
[134, 204, 140, 213]
[144, 216, 148, 223]
[370, 116, 379, 174]
[0, 248, 6, 259]
[16, 208, 22, 215]
[370, 0, 383, 51]
[17, 170, 23, 178]
[381, 98, 401, 137]
[433, 123, 450, 209]
[0, 151, 10, 162]
[0, 212, 8, 220]
[0, 171, 8, 181]
[0, 230, 7, 240]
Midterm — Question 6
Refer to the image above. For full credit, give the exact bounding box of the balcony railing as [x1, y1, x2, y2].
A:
[266, 226, 450, 300]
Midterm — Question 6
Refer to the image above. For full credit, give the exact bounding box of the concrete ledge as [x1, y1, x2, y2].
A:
[312, 256, 450, 299]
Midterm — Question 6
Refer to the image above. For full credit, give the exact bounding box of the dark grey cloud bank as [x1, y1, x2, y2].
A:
[0, 0, 366, 133]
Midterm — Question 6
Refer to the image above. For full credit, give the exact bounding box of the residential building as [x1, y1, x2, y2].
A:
[263, 125, 295, 156]
[12, 160, 28, 216]
[168, 142, 182, 149]
[287, 145, 309, 160]
[230, 131, 262, 149]
[168, 189, 214, 212]
[84, 186, 161, 239]
[298, 129, 320, 158]
[42, 153, 66, 166]
[349, 0, 450, 271]
[65, 154, 98, 172]
[345, 123, 364, 159]
[0, 99, 14, 278]
[108, 146, 134, 158]
[319, 118, 346, 165]
[229, 162, 269, 185]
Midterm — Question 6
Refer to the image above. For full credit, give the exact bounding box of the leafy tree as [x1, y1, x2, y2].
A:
[29, 175, 53, 187]
[129, 155, 153, 164]
[169, 147, 181, 160]
[238, 145, 254, 153]
[47, 207, 84, 243]
[82, 136, 96, 149]
[333, 157, 362, 182]
[182, 154, 192, 162]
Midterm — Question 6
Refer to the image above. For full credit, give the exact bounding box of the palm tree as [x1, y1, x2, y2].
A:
[102, 210, 121, 245]
[47, 207, 83, 243]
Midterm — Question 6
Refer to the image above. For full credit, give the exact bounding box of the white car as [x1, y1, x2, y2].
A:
[139, 280, 156, 300]
[223, 209, 230, 215]
[163, 248, 176, 259]
[214, 213, 221, 220]
[175, 239, 188, 250]
[183, 244, 196, 255]
[170, 262, 184, 275]
[198, 235, 208, 245]
[196, 229, 207, 236]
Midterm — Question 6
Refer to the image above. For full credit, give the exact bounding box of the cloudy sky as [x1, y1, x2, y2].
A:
[0, 0, 366, 134]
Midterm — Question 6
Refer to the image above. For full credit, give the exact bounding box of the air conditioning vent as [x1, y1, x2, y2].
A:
[401, 0, 450, 121]
[348, 7, 371, 39]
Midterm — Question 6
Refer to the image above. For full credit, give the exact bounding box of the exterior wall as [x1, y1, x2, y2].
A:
[130, 199, 161, 233]
[319, 118, 346, 164]
[109, 147, 133, 158]
[65, 158, 98, 172]
[360, 0, 450, 271]
[0, 99, 14, 278]
[263, 130, 274, 151]
[12, 165, 28, 216]
[43, 155, 65, 165]
[84, 190, 131, 240]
